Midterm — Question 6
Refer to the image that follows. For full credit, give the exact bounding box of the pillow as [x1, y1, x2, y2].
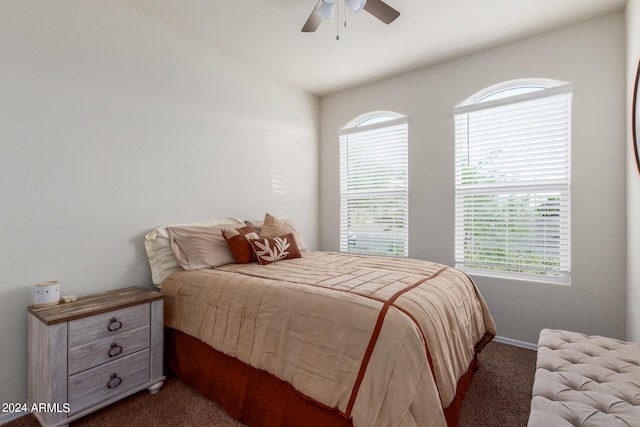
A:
[244, 220, 263, 235]
[250, 233, 301, 265]
[168, 224, 244, 271]
[222, 225, 259, 264]
[144, 217, 244, 286]
[259, 213, 309, 252]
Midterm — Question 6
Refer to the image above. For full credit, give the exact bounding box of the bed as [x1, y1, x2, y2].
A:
[146, 215, 496, 427]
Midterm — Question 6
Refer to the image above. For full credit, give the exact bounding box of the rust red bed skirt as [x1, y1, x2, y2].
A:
[165, 328, 479, 427]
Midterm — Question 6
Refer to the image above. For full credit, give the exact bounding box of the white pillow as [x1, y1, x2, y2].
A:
[144, 217, 244, 287]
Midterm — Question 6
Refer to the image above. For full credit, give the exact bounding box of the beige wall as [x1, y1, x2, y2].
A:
[627, 0, 640, 342]
[0, 0, 319, 415]
[320, 12, 627, 346]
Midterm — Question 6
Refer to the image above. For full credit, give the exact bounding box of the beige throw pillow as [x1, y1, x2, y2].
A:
[259, 213, 308, 252]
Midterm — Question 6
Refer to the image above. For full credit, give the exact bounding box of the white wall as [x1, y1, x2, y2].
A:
[320, 13, 627, 346]
[0, 0, 318, 412]
[627, 0, 640, 342]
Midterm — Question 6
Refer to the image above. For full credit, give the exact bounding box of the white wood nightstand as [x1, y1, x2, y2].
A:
[27, 286, 165, 427]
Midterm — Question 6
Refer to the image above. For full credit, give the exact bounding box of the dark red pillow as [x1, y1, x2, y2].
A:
[221, 225, 258, 264]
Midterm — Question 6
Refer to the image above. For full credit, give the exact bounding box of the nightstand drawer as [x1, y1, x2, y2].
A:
[68, 326, 150, 375]
[68, 303, 150, 347]
[68, 349, 150, 415]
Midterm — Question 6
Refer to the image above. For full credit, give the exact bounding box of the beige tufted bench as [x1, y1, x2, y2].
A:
[528, 329, 640, 426]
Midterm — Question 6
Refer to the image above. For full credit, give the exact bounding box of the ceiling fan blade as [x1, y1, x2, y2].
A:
[363, 0, 400, 24]
[302, 0, 323, 32]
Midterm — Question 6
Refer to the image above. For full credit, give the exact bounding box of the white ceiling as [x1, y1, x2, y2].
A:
[125, 0, 627, 96]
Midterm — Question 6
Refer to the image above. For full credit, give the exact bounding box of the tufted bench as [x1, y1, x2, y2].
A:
[528, 328, 640, 426]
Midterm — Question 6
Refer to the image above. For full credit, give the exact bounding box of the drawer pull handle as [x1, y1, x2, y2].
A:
[108, 342, 123, 358]
[107, 317, 122, 332]
[107, 373, 122, 389]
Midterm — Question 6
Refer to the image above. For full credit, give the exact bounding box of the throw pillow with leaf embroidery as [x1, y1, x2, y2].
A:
[250, 232, 301, 265]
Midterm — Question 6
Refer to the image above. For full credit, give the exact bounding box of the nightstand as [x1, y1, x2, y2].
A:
[27, 286, 165, 427]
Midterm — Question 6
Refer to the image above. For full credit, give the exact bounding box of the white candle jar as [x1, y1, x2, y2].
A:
[33, 281, 60, 308]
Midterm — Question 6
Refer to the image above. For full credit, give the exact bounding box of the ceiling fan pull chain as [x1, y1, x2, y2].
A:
[336, 2, 340, 40]
[344, 0, 348, 28]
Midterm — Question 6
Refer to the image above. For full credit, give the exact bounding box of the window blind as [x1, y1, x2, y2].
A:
[454, 86, 571, 282]
[339, 117, 408, 257]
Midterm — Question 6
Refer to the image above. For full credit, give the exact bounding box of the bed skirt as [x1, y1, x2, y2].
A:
[165, 328, 479, 427]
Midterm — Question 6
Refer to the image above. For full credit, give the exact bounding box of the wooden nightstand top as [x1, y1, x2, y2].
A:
[28, 286, 163, 325]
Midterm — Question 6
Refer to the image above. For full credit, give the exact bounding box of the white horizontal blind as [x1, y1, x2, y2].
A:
[339, 117, 408, 257]
[454, 87, 571, 282]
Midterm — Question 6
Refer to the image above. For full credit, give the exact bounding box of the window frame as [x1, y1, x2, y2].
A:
[453, 80, 572, 284]
[338, 112, 409, 257]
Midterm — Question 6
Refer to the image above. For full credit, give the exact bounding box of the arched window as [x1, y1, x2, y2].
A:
[339, 111, 408, 256]
[453, 79, 572, 282]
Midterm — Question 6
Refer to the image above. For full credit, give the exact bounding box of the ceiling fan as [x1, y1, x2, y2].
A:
[302, 0, 400, 33]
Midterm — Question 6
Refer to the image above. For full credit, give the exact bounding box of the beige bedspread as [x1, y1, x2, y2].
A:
[161, 251, 496, 427]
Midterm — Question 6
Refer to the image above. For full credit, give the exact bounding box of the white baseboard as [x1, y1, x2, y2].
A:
[494, 335, 538, 351]
[0, 411, 28, 426]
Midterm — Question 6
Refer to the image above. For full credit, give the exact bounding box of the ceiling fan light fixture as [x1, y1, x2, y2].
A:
[316, 0, 337, 20]
[302, 0, 399, 33]
[346, 0, 367, 14]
